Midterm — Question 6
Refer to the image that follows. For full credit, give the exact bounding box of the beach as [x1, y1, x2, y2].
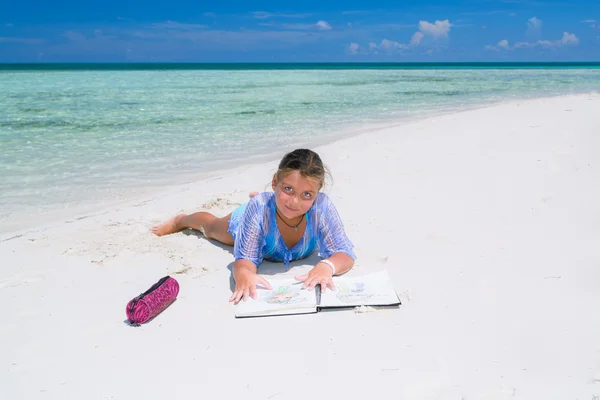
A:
[2, 92, 600, 399]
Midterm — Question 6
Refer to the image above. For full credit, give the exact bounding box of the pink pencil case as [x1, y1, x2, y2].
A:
[126, 276, 179, 325]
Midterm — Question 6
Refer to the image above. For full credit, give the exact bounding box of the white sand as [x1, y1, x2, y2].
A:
[2, 93, 600, 399]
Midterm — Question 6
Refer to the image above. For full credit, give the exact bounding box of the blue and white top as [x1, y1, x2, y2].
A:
[227, 191, 356, 269]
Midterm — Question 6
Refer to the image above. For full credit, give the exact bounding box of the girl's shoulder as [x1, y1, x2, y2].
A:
[317, 191, 335, 202]
[312, 192, 334, 210]
[247, 191, 275, 209]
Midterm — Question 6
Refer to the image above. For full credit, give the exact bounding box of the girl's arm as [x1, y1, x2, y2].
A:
[230, 259, 272, 303]
[321, 251, 355, 276]
[295, 252, 354, 292]
[229, 195, 269, 303]
[295, 194, 357, 291]
[316, 194, 357, 270]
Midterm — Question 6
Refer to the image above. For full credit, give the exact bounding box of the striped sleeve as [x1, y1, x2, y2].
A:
[316, 194, 356, 260]
[233, 196, 265, 266]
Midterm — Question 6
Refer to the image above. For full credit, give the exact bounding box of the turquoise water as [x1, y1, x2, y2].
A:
[1, 65, 600, 232]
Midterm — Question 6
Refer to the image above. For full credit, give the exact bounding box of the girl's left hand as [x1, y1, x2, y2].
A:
[294, 263, 336, 292]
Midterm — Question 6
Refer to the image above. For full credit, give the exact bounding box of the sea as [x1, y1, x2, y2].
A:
[1, 62, 600, 234]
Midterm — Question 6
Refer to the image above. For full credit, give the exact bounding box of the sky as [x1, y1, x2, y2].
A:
[1, 0, 599, 62]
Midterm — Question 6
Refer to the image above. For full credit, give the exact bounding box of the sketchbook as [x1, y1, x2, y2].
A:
[235, 270, 401, 318]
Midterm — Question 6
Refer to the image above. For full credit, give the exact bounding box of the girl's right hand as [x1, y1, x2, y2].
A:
[229, 270, 272, 303]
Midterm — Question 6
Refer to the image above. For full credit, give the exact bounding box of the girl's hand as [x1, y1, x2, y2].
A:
[294, 262, 336, 293]
[229, 270, 272, 304]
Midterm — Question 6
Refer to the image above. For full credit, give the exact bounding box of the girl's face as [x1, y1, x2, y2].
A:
[272, 170, 320, 220]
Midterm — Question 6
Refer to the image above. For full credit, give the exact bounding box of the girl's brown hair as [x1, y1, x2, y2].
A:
[275, 149, 330, 189]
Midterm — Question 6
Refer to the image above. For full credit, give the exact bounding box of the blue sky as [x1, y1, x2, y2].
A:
[1, 0, 599, 62]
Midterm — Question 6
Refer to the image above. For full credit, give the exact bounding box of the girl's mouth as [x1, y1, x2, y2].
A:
[285, 205, 299, 213]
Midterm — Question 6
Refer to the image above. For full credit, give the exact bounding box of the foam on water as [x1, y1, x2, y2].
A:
[1, 68, 600, 233]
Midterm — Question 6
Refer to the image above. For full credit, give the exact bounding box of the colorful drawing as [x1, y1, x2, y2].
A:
[263, 285, 304, 305]
[336, 282, 373, 304]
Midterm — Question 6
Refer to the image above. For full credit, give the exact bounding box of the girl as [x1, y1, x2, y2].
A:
[152, 149, 356, 303]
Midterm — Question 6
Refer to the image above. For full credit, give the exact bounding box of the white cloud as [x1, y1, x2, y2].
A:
[252, 11, 312, 19]
[418, 19, 452, 39]
[14, 20, 353, 61]
[379, 38, 408, 50]
[484, 39, 510, 52]
[486, 32, 580, 51]
[486, 16, 580, 52]
[346, 42, 360, 55]
[498, 39, 510, 49]
[406, 19, 452, 47]
[348, 38, 409, 55]
[526, 16, 542, 38]
[410, 31, 424, 46]
[347, 18, 452, 55]
[62, 23, 334, 51]
[276, 21, 333, 31]
[559, 32, 580, 45]
[527, 16, 542, 29]
[315, 20, 332, 30]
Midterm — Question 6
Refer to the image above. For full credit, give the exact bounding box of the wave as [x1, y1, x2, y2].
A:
[0, 117, 192, 130]
[18, 108, 47, 113]
[394, 90, 465, 96]
[234, 110, 276, 116]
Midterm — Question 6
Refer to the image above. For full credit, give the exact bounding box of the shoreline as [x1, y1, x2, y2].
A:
[2, 90, 597, 239]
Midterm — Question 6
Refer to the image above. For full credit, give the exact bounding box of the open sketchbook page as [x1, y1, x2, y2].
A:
[319, 270, 400, 308]
[235, 278, 317, 318]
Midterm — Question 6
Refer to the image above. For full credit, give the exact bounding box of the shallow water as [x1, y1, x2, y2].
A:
[1, 67, 600, 229]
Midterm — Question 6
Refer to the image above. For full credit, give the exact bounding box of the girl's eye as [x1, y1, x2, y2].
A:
[284, 186, 293, 192]
[303, 193, 312, 199]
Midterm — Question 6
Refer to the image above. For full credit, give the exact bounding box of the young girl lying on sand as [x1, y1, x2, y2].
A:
[152, 149, 356, 303]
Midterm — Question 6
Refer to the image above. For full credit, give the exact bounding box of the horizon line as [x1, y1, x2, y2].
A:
[2, 61, 600, 71]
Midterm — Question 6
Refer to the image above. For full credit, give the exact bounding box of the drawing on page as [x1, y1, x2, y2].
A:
[261, 285, 304, 305]
[336, 282, 373, 303]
